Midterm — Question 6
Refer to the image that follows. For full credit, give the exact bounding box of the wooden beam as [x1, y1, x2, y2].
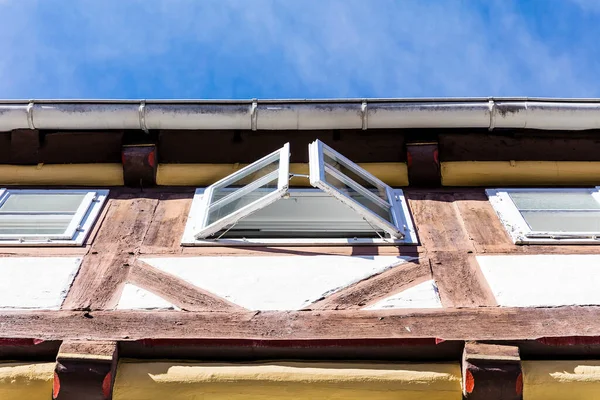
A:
[10, 129, 39, 164]
[62, 196, 158, 310]
[54, 341, 118, 400]
[406, 142, 440, 186]
[307, 260, 431, 310]
[462, 342, 522, 400]
[128, 261, 245, 312]
[429, 253, 497, 307]
[122, 145, 157, 187]
[1, 307, 600, 341]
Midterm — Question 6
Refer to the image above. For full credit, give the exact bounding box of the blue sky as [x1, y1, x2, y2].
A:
[1, 0, 599, 99]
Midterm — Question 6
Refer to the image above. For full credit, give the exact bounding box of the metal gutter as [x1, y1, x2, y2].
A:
[1, 98, 600, 132]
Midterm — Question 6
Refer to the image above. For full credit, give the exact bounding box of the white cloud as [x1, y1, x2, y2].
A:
[0, 0, 598, 98]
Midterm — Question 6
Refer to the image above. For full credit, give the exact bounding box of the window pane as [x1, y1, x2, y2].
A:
[324, 171, 392, 223]
[212, 160, 279, 200]
[323, 152, 388, 202]
[0, 193, 86, 213]
[218, 191, 383, 238]
[0, 214, 72, 235]
[509, 192, 600, 210]
[521, 211, 600, 232]
[207, 177, 279, 226]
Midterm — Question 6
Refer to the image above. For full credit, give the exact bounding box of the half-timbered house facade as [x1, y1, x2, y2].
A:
[1, 98, 600, 399]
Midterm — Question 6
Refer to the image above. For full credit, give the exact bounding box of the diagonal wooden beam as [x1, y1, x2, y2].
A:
[306, 260, 431, 310]
[127, 260, 245, 312]
[1, 307, 600, 342]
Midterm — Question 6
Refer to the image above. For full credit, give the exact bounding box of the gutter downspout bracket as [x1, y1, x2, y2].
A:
[139, 101, 149, 134]
[488, 100, 495, 132]
[26, 101, 36, 130]
[251, 99, 258, 131]
[361, 100, 368, 130]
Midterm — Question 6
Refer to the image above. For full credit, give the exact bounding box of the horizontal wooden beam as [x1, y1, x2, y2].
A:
[0, 307, 599, 342]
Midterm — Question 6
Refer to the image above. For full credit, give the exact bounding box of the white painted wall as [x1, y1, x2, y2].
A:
[364, 280, 442, 310]
[116, 284, 178, 310]
[0, 257, 81, 309]
[139, 256, 413, 311]
[478, 254, 600, 307]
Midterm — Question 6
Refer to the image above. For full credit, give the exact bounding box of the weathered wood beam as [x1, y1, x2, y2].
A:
[429, 253, 497, 307]
[54, 341, 118, 400]
[128, 261, 245, 312]
[121, 144, 157, 187]
[306, 260, 431, 310]
[62, 196, 159, 310]
[462, 342, 522, 400]
[406, 142, 440, 186]
[0, 307, 599, 342]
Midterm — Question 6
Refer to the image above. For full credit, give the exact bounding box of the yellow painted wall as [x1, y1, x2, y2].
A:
[1, 160, 599, 188]
[0, 164, 124, 186]
[523, 360, 600, 400]
[0, 362, 54, 400]
[441, 161, 600, 186]
[113, 360, 461, 400]
[157, 162, 409, 187]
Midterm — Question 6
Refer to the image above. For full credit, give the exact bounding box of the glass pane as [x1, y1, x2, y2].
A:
[509, 192, 600, 210]
[0, 193, 86, 213]
[0, 214, 72, 235]
[521, 211, 600, 232]
[211, 160, 279, 200]
[323, 152, 388, 202]
[207, 177, 279, 226]
[324, 171, 392, 222]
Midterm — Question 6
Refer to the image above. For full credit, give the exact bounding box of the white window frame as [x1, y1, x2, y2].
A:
[309, 139, 404, 239]
[0, 189, 109, 246]
[487, 188, 600, 244]
[193, 143, 290, 239]
[182, 188, 416, 246]
[182, 140, 417, 246]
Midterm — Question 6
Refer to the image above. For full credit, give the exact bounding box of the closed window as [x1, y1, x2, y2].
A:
[487, 188, 600, 244]
[182, 140, 416, 246]
[0, 189, 109, 246]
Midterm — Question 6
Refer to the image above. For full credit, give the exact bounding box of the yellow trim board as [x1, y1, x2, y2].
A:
[0, 164, 123, 186]
[0, 362, 54, 400]
[523, 360, 600, 400]
[157, 162, 409, 187]
[113, 360, 460, 400]
[442, 161, 600, 186]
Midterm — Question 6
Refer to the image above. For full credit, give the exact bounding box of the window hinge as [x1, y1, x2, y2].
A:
[3, 237, 54, 243]
[525, 233, 600, 240]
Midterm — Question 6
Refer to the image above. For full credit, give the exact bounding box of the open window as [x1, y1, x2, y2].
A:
[487, 188, 600, 244]
[191, 143, 290, 239]
[0, 189, 109, 246]
[182, 140, 416, 246]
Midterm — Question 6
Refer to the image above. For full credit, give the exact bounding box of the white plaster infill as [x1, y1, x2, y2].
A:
[0, 257, 81, 309]
[116, 284, 179, 310]
[139, 256, 413, 311]
[364, 280, 442, 310]
[477, 254, 600, 307]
